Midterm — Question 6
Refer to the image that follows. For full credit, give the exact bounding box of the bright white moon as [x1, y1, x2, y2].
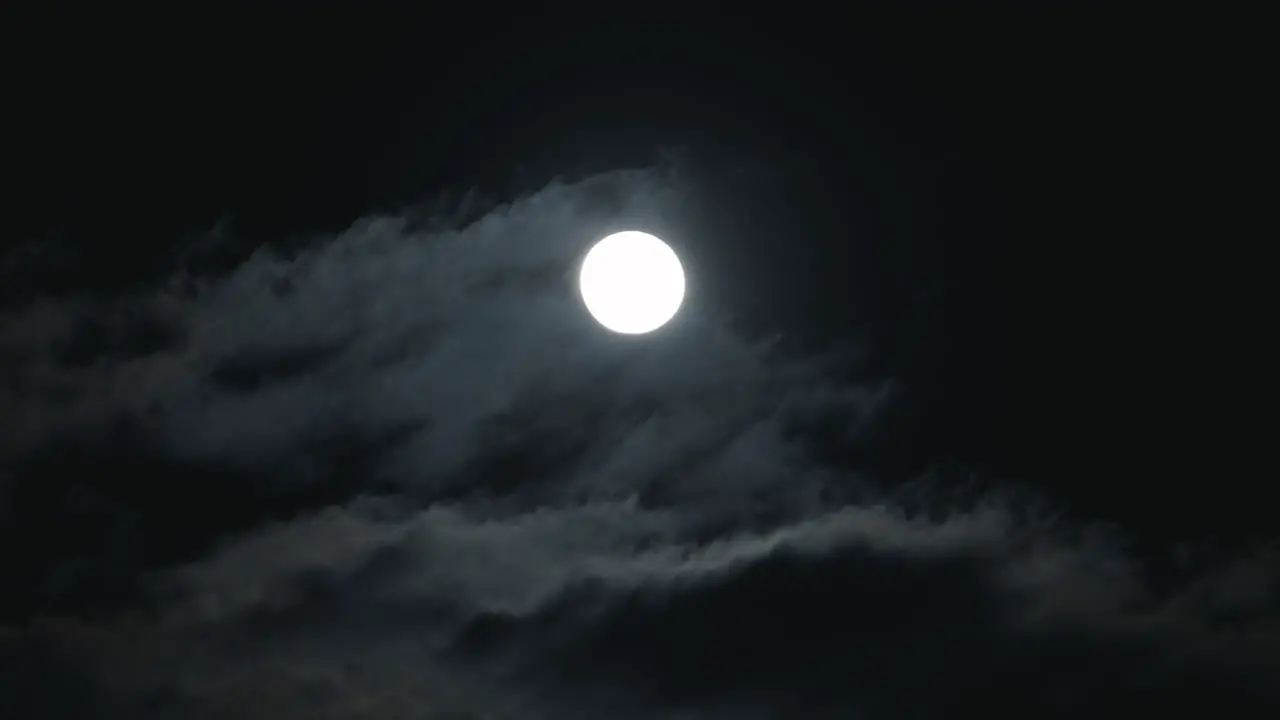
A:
[579, 231, 686, 334]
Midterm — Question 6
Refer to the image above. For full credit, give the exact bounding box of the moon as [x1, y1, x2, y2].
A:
[579, 231, 686, 334]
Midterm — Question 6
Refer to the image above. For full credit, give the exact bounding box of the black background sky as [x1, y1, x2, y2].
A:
[2, 4, 1274, 718]
[10, 5, 1258, 533]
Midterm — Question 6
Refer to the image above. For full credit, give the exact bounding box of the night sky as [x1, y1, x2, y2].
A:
[3, 5, 1274, 718]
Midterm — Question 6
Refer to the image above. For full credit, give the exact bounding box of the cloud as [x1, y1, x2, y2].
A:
[19, 501, 1279, 717]
[1, 166, 1275, 717]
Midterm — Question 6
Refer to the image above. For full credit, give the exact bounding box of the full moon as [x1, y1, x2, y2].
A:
[579, 231, 686, 334]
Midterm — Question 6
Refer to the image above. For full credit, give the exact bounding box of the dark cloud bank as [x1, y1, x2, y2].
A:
[1, 168, 1276, 718]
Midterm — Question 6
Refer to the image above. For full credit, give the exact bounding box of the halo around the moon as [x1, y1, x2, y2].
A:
[579, 231, 685, 334]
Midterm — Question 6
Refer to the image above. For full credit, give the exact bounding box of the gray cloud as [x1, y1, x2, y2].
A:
[1, 167, 1276, 718]
[19, 500, 1279, 717]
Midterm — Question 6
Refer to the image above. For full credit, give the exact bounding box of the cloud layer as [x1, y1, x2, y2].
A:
[1, 167, 1276, 718]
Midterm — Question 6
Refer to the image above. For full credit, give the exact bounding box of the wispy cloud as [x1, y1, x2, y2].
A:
[1, 167, 1275, 718]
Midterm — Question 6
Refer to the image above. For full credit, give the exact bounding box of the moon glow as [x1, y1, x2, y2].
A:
[579, 231, 686, 334]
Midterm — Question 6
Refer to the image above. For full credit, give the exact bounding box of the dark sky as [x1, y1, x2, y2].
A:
[2, 5, 1274, 718]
